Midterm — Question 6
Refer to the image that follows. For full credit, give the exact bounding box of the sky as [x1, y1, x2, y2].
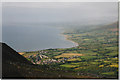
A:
[2, 2, 118, 27]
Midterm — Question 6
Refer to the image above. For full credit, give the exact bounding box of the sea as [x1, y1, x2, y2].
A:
[2, 24, 76, 52]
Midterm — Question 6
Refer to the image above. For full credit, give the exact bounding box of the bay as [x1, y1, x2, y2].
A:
[2, 24, 76, 52]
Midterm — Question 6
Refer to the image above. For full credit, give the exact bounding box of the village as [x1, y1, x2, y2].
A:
[27, 50, 81, 65]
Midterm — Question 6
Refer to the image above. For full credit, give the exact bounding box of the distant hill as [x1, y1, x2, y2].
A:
[91, 22, 118, 31]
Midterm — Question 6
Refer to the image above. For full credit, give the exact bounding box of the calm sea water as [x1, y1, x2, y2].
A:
[2, 24, 76, 52]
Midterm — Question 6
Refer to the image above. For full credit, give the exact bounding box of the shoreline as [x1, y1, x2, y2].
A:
[52, 26, 79, 49]
[61, 33, 79, 48]
[59, 27, 79, 48]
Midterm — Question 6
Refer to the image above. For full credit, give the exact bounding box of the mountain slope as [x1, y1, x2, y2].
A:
[2, 43, 33, 78]
[2, 43, 32, 64]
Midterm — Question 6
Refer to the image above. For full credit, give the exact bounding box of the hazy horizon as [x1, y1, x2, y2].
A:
[3, 2, 118, 27]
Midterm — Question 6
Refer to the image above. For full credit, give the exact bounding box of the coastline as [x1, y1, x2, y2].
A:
[61, 33, 79, 48]
[58, 27, 79, 48]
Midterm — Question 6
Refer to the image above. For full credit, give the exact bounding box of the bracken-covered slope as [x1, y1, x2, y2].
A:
[2, 43, 32, 64]
[2, 43, 32, 78]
